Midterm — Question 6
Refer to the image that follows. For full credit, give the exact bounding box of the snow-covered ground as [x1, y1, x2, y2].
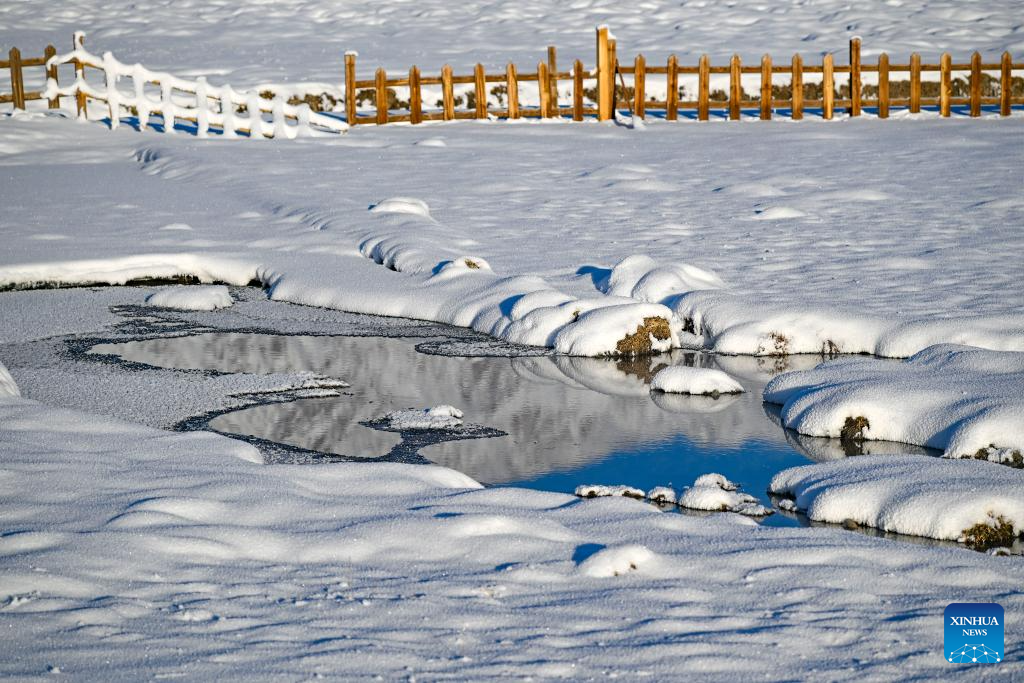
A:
[3, 0, 1024, 678]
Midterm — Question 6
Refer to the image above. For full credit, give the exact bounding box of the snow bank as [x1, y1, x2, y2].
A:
[575, 484, 645, 500]
[764, 345, 1024, 460]
[650, 366, 744, 395]
[0, 360, 20, 398]
[369, 197, 432, 218]
[577, 544, 657, 578]
[145, 285, 233, 311]
[679, 473, 772, 516]
[381, 404, 464, 430]
[597, 254, 725, 303]
[770, 455, 1024, 544]
[673, 291, 1024, 357]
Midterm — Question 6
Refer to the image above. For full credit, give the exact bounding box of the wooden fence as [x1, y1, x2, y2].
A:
[1, 33, 346, 138]
[4, 28, 1023, 131]
[345, 26, 1024, 125]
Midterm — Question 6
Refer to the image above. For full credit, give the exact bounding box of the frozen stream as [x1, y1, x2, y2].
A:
[90, 330, 931, 527]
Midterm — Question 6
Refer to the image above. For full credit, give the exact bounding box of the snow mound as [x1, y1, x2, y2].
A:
[552, 303, 678, 357]
[770, 455, 1024, 543]
[577, 544, 656, 578]
[145, 285, 233, 311]
[764, 344, 1024, 459]
[369, 197, 431, 218]
[650, 366, 744, 396]
[598, 254, 725, 302]
[0, 361, 20, 398]
[381, 405, 464, 430]
[646, 486, 677, 504]
[752, 206, 808, 220]
[575, 484, 645, 500]
[679, 473, 771, 516]
[414, 137, 447, 147]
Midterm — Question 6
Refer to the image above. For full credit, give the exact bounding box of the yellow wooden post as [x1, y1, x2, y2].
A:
[44, 45, 59, 109]
[474, 63, 487, 118]
[823, 53, 834, 120]
[634, 54, 646, 119]
[74, 33, 87, 118]
[791, 53, 803, 120]
[1001, 52, 1012, 117]
[729, 54, 741, 120]
[849, 37, 861, 116]
[909, 53, 921, 113]
[409, 65, 422, 124]
[538, 61, 550, 117]
[506, 63, 519, 119]
[441, 64, 454, 120]
[760, 54, 772, 120]
[375, 67, 388, 125]
[610, 38, 618, 115]
[969, 51, 982, 117]
[698, 54, 710, 121]
[547, 46, 558, 114]
[344, 52, 357, 126]
[572, 59, 584, 121]
[596, 26, 612, 120]
[939, 52, 951, 117]
[877, 53, 889, 119]
[9, 48, 25, 110]
[665, 55, 678, 121]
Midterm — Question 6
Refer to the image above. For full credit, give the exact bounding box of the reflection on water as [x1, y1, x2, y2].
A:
[92, 333, 875, 514]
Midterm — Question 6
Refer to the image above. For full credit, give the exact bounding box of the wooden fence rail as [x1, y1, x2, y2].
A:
[4, 28, 1023, 132]
[343, 27, 1024, 125]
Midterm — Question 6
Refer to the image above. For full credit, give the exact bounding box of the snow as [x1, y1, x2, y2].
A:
[381, 404, 464, 430]
[574, 484, 645, 500]
[679, 473, 772, 516]
[646, 486, 677, 504]
[145, 284, 234, 311]
[368, 196, 432, 218]
[764, 344, 1024, 460]
[651, 366, 744, 395]
[0, 360, 20, 397]
[770, 455, 1024, 542]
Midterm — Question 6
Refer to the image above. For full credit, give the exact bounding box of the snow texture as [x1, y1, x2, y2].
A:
[145, 285, 234, 311]
[770, 455, 1024, 542]
[381, 404, 464, 430]
[575, 484, 645, 500]
[764, 345, 1024, 459]
[650, 365, 744, 395]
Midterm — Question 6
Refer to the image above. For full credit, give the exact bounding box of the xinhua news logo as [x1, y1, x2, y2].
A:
[945, 603, 1004, 664]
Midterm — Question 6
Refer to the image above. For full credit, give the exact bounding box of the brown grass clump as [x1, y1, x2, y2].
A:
[757, 331, 790, 357]
[821, 339, 841, 359]
[615, 316, 671, 356]
[840, 416, 870, 456]
[972, 445, 1024, 469]
[961, 515, 1016, 552]
[463, 259, 480, 270]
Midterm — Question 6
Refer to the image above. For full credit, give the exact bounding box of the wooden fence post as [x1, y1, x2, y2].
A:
[538, 61, 550, 117]
[877, 53, 889, 118]
[8, 48, 26, 110]
[849, 37, 861, 116]
[729, 54, 741, 120]
[823, 53, 834, 120]
[939, 52, 951, 117]
[791, 53, 803, 120]
[474, 63, 487, 118]
[760, 54, 772, 120]
[596, 26, 612, 121]
[410, 65, 422, 124]
[909, 53, 921, 113]
[609, 38, 619, 115]
[969, 51, 981, 117]
[572, 59, 583, 121]
[73, 33, 87, 118]
[698, 54, 709, 121]
[1001, 52, 1012, 117]
[634, 54, 646, 119]
[375, 67, 388, 124]
[666, 54, 678, 121]
[547, 46, 558, 114]
[507, 63, 519, 119]
[44, 45, 59, 109]
[344, 52, 357, 125]
[441, 64, 454, 120]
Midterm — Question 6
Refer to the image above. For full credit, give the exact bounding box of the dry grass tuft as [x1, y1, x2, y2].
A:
[961, 515, 1016, 552]
[840, 416, 870, 456]
[615, 317, 671, 356]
